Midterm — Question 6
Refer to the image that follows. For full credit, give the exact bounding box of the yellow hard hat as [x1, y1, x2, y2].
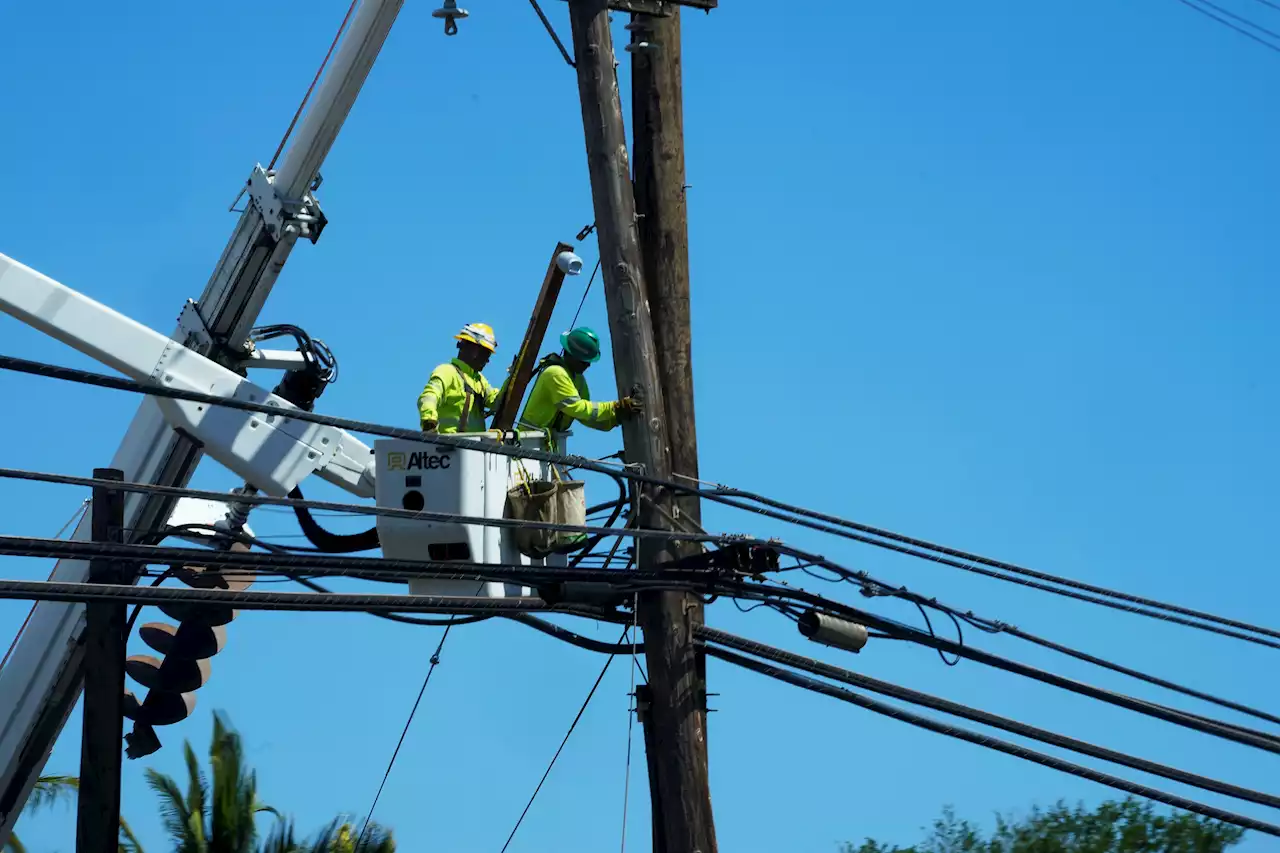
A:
[455, 322, 497, 353]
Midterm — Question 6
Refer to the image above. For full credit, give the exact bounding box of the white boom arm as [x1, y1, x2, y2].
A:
[0, 0, 403, 838]
[0, 255, 377, 498]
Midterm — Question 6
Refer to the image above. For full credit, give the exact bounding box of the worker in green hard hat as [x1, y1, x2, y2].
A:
[517, 326, 640, 435]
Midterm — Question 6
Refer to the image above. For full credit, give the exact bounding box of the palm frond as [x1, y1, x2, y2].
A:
[26, 775, 79, 812]
[208, 711, 262, 853]
[4, 832, 28, 853]
[304, 819, 395, 853]
[258, 816, 301, 853]
[183, 740, 209, 851]
[145, 767, 197, 850]
[119, 814, 146, 853]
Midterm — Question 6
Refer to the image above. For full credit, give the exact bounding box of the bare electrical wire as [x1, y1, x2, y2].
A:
[706, 645, 1280, 838]
[498, 625, 630, 852]
[355, 625, 452, 848]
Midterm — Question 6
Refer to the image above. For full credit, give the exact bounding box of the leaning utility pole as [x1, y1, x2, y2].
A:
[566, 2, 717, 851]
[630, 8, 715, 851]
[77, 469, 126, 853]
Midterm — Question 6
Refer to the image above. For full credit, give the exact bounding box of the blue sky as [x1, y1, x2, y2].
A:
[1, 0, 1278, 850]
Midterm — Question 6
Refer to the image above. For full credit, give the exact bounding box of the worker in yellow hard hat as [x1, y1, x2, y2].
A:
[417, 322, 503, 434]
[517, 326, 640, 441]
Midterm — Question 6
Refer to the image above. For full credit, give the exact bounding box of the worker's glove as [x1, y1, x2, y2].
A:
[420, 419, 438, 433]
[617, 397, 642, 417]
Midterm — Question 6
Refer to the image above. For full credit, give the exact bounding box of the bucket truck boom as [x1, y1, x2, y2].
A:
[0, 0, 404, 840]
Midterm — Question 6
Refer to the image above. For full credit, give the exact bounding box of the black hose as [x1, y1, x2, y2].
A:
[567, 469, 628, 569]
[289, 485, 380, 553]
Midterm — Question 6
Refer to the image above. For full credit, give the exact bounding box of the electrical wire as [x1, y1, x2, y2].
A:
[0, 468, 726, 549]
[1189, 0, 1280, 38]
[1250, 0, 1280, 11]
[0, 531, 713, 588]
[787, 554, 1280, 727]
[719, 580, 1280, 754]
[0, 500, 89, 672]
[355, 624, 452, 848]
[6, 353, 1274, 653]
[570, 258, 602, 329]
[1175, 0, 1280, 53]
[267, 0, 359, 170]
[528, 0, 575, 67]
[698, 627, 1280, 811]
[0, 577, 569, 614]
[619, 596, 640, 853]
[705, 645, 1280, 838]
[498, 625, 629, 853]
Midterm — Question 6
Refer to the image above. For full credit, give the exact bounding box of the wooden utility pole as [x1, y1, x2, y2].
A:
[77, 468, 126, 853]
[632, 9, 700, 515]
[566, 2, 717, 851]
[630, 8, 715, 852]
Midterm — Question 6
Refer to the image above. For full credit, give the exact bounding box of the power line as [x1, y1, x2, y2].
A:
[356, 625, 452, 847]
[0, 467, 727, 548]
[0, 533, 708, 589]
[726, 581, 1280, 753]
[528, 0, 575, 67]
[0, 577, 561, 614]
[498, 625, 629, 852]
[709, 488, 1280, 645]
[619, 598, 640, 853]
[570, 258, 602, 328]
[1250, 0, 1280, 12]
[1190, 0, 1280, 37]
[1175, 0, 1280, 53]
[0, 500, 89, 672]
[4, 352, 1276, 652]
[790, 557, 1280, 727]
[706, 645, 1280, 838]
[698, 627, 1280, 810]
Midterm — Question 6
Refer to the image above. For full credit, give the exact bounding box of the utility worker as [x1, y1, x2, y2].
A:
[417, 322, 503, 433]
[518, 326, 639, 436]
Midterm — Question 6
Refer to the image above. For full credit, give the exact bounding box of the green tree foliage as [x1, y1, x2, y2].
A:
[4, 775, 142, 853]
[144, 711, 395, 853]
[843, 798, 1247, 853]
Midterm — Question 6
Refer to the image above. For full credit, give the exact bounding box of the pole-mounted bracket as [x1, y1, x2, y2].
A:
[556, 0, 717, 17]
[663, 541, 780, 576]
[246, 165, 328, 245]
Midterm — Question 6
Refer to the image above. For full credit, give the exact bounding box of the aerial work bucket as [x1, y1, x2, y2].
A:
[506, 466, 587, 558]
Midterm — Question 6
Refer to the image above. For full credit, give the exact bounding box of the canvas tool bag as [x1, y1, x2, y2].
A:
[506, 464, 587, 558]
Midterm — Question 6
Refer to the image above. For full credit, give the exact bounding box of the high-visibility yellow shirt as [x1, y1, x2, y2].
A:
[416, 358, 501, 433]
[518, 357, 618, 434]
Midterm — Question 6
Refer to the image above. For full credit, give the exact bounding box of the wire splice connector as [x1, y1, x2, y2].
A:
[798, 609, 869, 654]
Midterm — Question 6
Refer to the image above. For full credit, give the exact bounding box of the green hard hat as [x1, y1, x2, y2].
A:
[560, 326, 602, 363]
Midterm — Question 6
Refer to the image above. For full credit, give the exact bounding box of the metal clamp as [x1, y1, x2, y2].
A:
[246, 165, 328, 244]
